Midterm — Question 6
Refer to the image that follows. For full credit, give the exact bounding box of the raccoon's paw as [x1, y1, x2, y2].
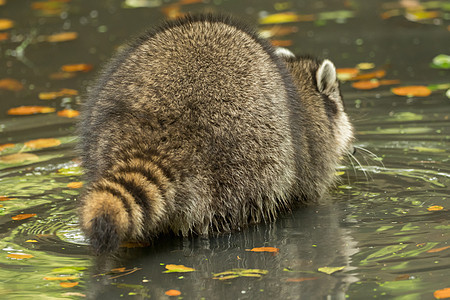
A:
[88, 214, 121, 255]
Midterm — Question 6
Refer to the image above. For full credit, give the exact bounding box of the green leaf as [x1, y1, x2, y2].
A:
[430, 54, 450, 69]
[317, 266, 345, 275]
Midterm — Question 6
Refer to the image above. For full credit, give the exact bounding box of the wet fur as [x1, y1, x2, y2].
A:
[78, 14, 354, 254]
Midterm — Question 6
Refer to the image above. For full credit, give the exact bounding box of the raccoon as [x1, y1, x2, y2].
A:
[78, 14, 354, 254]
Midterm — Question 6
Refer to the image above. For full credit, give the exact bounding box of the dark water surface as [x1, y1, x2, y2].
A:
[1, 0, 449, 299]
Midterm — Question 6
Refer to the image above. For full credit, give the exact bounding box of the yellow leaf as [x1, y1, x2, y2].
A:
[357, 62, 375, 70]
[44, 276, 79, 281]
[7, 106, 55, 115]
[61, 63, 93, 73]
[12, 213, 37, 220]
[60, 282, 79, 288]
[164, 264, 195, 273]
[46, 32, 78, 42]
[26, 240, 38, 243]
[67, 182, 83, 189]
[25, 138, 61, 149]
[38, 88, 78, 100]
[259, 12, 314, 24]
[427, 205, 444, 211]
[7, 253, 34, 259]
[0, 153, 39, 164]
[318, 266, 345, 275]
[0, 19, 14, 31]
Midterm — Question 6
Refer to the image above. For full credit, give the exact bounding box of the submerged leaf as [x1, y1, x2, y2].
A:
[67, 182, 83, 189]
[212, 268, 268, 280]
[164, 264, 195, 273]
[7, 253, 34, 259]
[25, 138, 61, 149]
[259, 12, 314, 24]
[39, 88, 78, 100]
[0, 153, 39, 164]
[57, 109, 80, 118]
[391, 86, 431, 97]
[12, 213, 37, 220]
[61, 64, 93, 73]
[351, 80, 380, 90]
[0, 143, 15, 152]
[427, 205, 444, 211]
[0, 78, 23, 91]
[60, 282, 79, 288]
[285, 277, 319, 282]
[43, 276, 79, 281]
[434, 288, 450, 299]
[165, 289, 181, 296]
[46, 32, 78, 42]
[246, 247, 280, 253]
[427, 246, 450, 253]
[0, 19, 14, 30]
[431, 54, 450, 69]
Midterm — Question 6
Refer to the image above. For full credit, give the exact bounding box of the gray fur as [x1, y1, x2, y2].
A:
[78, 14, 354, 253]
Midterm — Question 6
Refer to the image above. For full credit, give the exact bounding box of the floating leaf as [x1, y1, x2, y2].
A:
[7, 106, 55, 115]
[46, 32, 78, 42]
[270, 40, 292, 47]
[285, 277, 319, 282]
[60, 282, 79, 288]
[67, 182, 83, 189]
[357, 62, 375, 70]
[431, 54, 450, 69]
[44, 276, 79, 281]
[0, 32, 9, 41]
[412, 146, 445, 153]
[123, 0, 163, 8]
[213, 268, 268, 280]
[12, 213, 37, 220]
[317, 266, 345, 275]
[0, 19, 14, 31]
[164, 264, 195, 273]
[7, 253, 34, 259]
[0, 0, 5, 6]
[246, 247, 280, 253]
[336, 68, 359, 81]
[434, 288, 450, 299]
[25, 138, 61, 149]
[57, 109, 80, 118]
[26, 240, 38, 243]
[427, 205, 444, 211]
[165, 289, 181, 296]
[0, 153, 39, 164]
[0, 196, 15, 201]
[49, 71, 76, 80]
[38, 88, 78, 100]
[405, 10, 440, 22]
[350, 69, 386, 81]
[427, 246, 450, 253]
[0, 78, 23, 91]
[391, 86, 431, 97]
[0, 143, 15, 152]
[352, 80, 380, 90]
[61, 64, 93, 73]
[259, 25, 298, 38]
[259, 12, 314, 24]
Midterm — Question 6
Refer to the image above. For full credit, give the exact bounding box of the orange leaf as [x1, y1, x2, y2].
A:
[0, 78, 23, 91]
[0, 32, 9, 41]
[0, 196, 15, 201]
[25, 138, 61, 149]
[434, 288, 450, 299]
[12, 213, 36, 220]
[7, 106, 55, 115]
[0, 19, 14, 31]
[161, 4, 184, 19]
[427, 205, 444, 211]
[44, 276, 79, 281]
[67, 182, 83, 189]
[285, 277, 319, 282]
[178, 0, 203, 4]
[391, 86, 431, 97]
[378, 79, 401, 85]
[165, 289, 181, 296]
[110, 267, 127, 273]
[7, 253, 34, 259]
[0, 0, 5, 6]
[337, 68, 359, 75]
[351, 80, 380, 90]
[427, 246, 450, 253]
[246, 247, 280, 253]
[57, 109, 80, 118]
[350, 69, 386, 81]
[0, 143, 15, 152]
[39, 88, 78, 100]
[61, 64, 93, 73]
[46, 32, 78, 43]
[164, 264, 195, 272]
[0, 153, 39, 164]
[270, 40, 293, 47]
[60, 282, 79, 288]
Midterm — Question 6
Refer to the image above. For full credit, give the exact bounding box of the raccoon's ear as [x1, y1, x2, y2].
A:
[316, 59, 337, 94]
[274, 47, 295, 59]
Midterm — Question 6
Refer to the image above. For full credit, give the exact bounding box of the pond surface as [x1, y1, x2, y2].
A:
[0, 0, 449, 299]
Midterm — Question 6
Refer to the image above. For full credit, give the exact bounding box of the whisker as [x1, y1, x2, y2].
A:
[354, 146, 385, 168]
[348, 152, 370, 182]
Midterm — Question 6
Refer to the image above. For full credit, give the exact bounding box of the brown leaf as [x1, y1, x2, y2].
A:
[57, 109, 80, 118]
[0, 153, 39, 164]
[165, 289, 181, 296]
[46, 32, 78, 42]
[427, 246, 450, 253]
[25, 138, 61, 149]
[60, 282, 79, 288]
[391, 86, 431, 97]
[7, 253, 34, 259]
[270, 40, 293, 47]
[61, 63, 93, 73]
[7, 106, 55, 115]
[12, 213, 37, 220]
[0, 78, 23, 91]
[0, 19, 14, 31]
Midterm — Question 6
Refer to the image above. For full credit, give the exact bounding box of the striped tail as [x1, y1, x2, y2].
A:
[79, 157, 174, 254]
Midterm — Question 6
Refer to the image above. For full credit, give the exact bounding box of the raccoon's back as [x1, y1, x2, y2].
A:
[79, 15, 299, 237]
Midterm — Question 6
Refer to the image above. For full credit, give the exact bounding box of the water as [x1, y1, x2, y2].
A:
[0, 0, 449, 299]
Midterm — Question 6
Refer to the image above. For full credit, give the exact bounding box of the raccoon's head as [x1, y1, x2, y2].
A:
[275, 48, 354, 158]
